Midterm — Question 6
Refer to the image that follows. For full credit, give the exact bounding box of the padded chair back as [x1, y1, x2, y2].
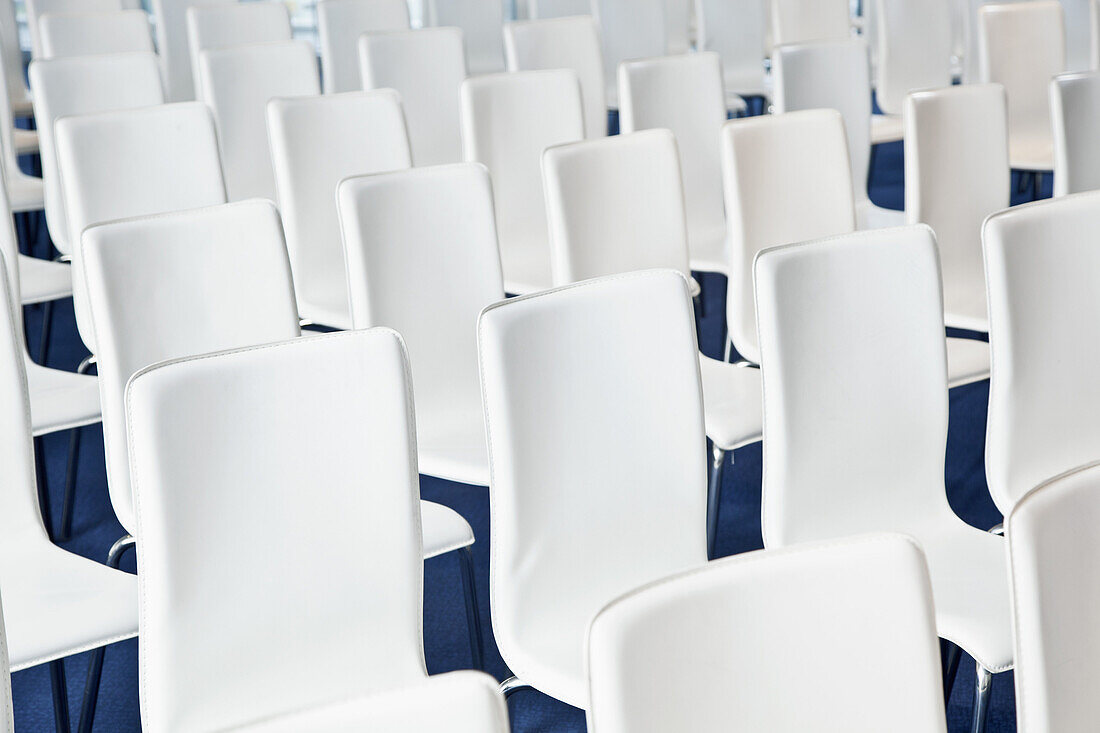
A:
[25, 0, 120, 58]
[696, 0, 767, 96]
[39, 10, 153, 58]
[55, 102, 227, 353]
[268, 90, 411, 328]
[587, 534, 947, 733]
[0, 170, 25, 337]
[198, 40, 319, 202]
[149, 0, 234, 102]
[186, 2, 291, 101]
[904, 83, 1009, 332]
[592, 0, 666, 106]
[619, 52, 727, 268]
[359, 27, 466, 166]
[81, 199, 299, 536]
[984, 191, 1100, 516]
[0, 591, 9, 733]
[28, 52, 164, 257]
[1008, 461, 1100, 733]
[478, 269, 708, 709]
[504, 16, 606, 140]
[872, 0, 953, 116]
[543, 130, 692, 285]
[318, 0, 409, 94]
[128, 329, 425, 731]
[770, 0, 850, 46]
[1051, 71, 1100, 196]
[425, 0, 505, 74]
[460, 69, 584, 294]
[755, 225, 953, 546]
[722, 109, 854, 364]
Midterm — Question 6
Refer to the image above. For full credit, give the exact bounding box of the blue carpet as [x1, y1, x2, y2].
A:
[9, 135, 1049, 731]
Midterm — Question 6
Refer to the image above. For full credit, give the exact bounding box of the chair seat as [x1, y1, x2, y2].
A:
[18, 254, 71, 304]
[2, 538, 138, 671]
[687, 228, 729, 276]
[419, 419, 491, 487]
[25, 356, 102, 436]
[501, 237, 554, 295]
[13, 126, 38, 155]
[871, 114, 904, 144]
[698, 354, 763, 451]
[11, 92, 34, 118]
[722, 69, 771, 100]
[421, 500, 474, 560]
[946, 337, 990, 389]
[6, 169, 43, 213]
[1009, 136, 1054, 172]
[856, 200, 906, 230]
[298, 295, 352, 331]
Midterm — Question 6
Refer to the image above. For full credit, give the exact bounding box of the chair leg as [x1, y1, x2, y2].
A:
[458, 546, 485, 671]
[970, 663, 993, 733]
[1032, 171, 1042, 201]
[49, 659, 71, 733]
[38, 299, 53, 365]
[57, 426, 83, 542]
[499, 676, 532, 699]
[707, 445, 728, 559]
[33, 435, 56, 542]
[868, 143, 879, 193]
[941, 639, 961, 702]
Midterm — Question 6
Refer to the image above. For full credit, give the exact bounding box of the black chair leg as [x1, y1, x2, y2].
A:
[38, 299, 53, 365]
[77, 538, 134, 733]
[458, 546, 485, 671]
[941, 639, 962, 702]
[57, 426, 82, 542]
[49, 659, 71, 733]
[33, 435, 56, 542]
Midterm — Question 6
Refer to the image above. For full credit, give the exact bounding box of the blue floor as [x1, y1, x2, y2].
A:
[10, 138, 1051, 731]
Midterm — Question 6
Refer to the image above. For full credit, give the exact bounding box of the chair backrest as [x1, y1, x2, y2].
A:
[149, 0, 235, 103]
[592, 0, 667, 105]
[1062, 0, 1094, 71]
[722, 109, 854, 364]
[28, 51, 165, 256]
[773, 39, 872, 207]
[529, 0, 590, 17]
[318, 0, 409, 94]
[755, 225, 954, 546]
[55, 102, 227, 353]
[338, 163, 503, 446]
[904, 83, 1009, 332]
[543, 129, 692, 285]
[872, 0, 953, 116]
[984, 191, 1100, 516]
[81, 199, 299, 536]
[198, 40, 318, 202]
[587, 534, 947, 733]
[460, 69, 584, 294]
[25, 0, 121, 58]
[39, 9, 153, 59]
[478, 269, 708, 709]
[770, 0, 850, 46]
[0, 591, 9, 733]
[1051, 71, 1100, 196]
[0, 0, 27, 110]
[186, 2, 291, 101]
[268, 90, 411, 328]
[619, 52, 727, 266]
[696, 0, 767, 95]
[128, 329, 425, 731]
[1008, 461, 1100, 733]
[359, 27, 466, 166]
[504, 16, 606, 140]
[425, 0, 505, 74]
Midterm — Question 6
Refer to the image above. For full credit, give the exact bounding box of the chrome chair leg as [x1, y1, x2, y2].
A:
[941, 639, 961, 702]
[707, 444, 728, 559]
[458, 545, 485, 671]
[499, 676, 532, 699]
[970, 663, 993, 733]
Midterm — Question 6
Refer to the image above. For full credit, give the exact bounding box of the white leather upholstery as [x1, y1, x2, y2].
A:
[186, 2, 291, 101]
[27, 51, 165, 256]
[198, 40, 319, 202]
[871, 0, 953, 116]
[1050, 71, 1100, 197]
[1062, 0, 1095, 71]
[591, 0, 667, 107]
[754, 225, 1013, 674]
[770, 0, 850, 46]
[978, 1, 1065, 171]
[619, 52, 730, 274]
[0, 592, 9, 733]
[425, 0, 505, 75]
[1007, 461, 1100, 733]
[55, 102, 227, 353]
[528, 0, 590, 18]
[983, 191, 1100, 516]
[24, 0, 120, 58]
[587, 534, 948, 733]
[126, 330, 428, 731]
[38, 10, 153, 59]
[0, 54, 40, 214]
[17, 253, 72, 306]
[149, 0, 234, 102]
[478, 270, 708, 708]
[905, 83, 1009, 333]
[696, 0, 769, 99]
[338, 163, 503, 487]
[0, 0, 32, 118]
[268, 90, 411, 329]
[359, 27, 466, 166]
[317, 0, 409, 94]
[504, 16, 606, 140]
[460, 69, 584, 294]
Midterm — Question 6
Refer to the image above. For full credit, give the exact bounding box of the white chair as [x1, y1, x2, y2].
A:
[0, 0, 33, 117]
[0, 54, 43, 217]
[772, 39, 906, 230]
[359, 27, 466, 166]
[770, 0, 850, 46]
[870, 0, 953, 134]
[504, 16, 607, 140]
[149, 0, 234, 102]
[528, 0, 589, 17]
[38, 9, 153, 58]
[542, 130, 762, 558]
[0, 254, 136, 733]
[618, 52, 731, 275]
[125, 329, 493, 731]
[1062, 0, 1094, 71]
[24, 0, 121, 59]
[592, 0, 667, 106]
[1007, 460, 1100, 733]
[754, 224, 1013, 733]
[1093, 0, 1100, 68]
[197, 40, 319, 201]
[478, 269, 709, 708]
[338, 163, 501, 488]
[317, 0, 409, 94]
[1050, 71, 1100, 196]
[979, 1, 1065, 174]
[460, 69, 584, 294]
[984, 191, 1100, 518]
[185, 2, 292, 100]
[905, 83, 1009, 334]
[425, 0, 505, 74]
[0, 592, 9, 733]
[695, 0, 770, 104]
[268, 90, 411, 329]
[587, 534, 948, 732]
